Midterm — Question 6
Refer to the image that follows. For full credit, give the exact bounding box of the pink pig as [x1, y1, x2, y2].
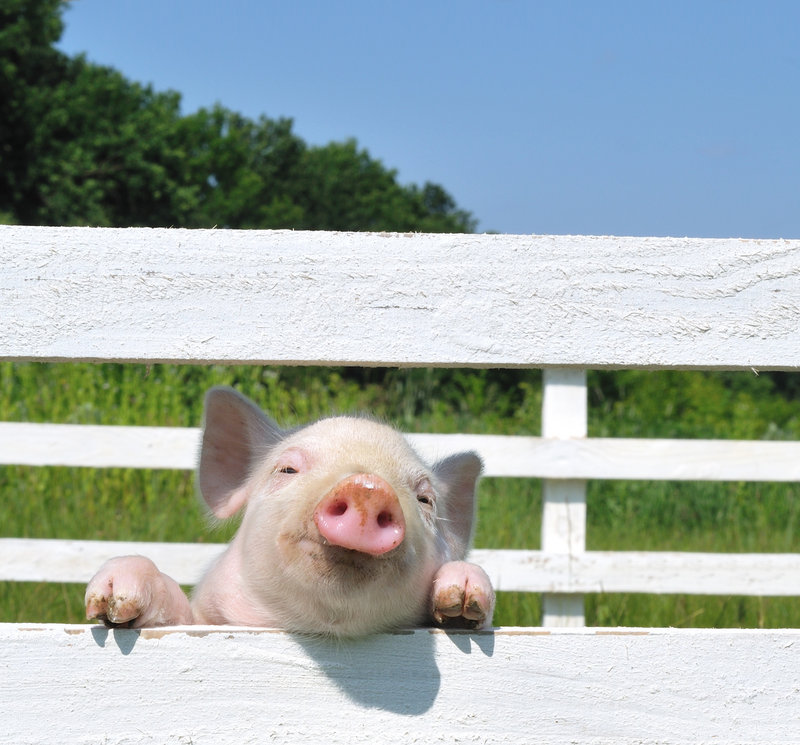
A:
[85, 387, 495, 637]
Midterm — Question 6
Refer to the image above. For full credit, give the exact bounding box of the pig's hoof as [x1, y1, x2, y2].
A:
[431, 561, 495, 630]
[84, 555, 159, 628]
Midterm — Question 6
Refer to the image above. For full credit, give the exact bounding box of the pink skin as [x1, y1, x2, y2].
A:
[85, 556, 192, 628]
[314, 474, 406, 556]
[432, 561, 495, 627]
[85, 387, 495, 636]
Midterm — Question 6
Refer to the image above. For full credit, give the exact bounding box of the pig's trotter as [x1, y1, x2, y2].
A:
[85, 555, 193, 628]
[431, 560, 495, 629]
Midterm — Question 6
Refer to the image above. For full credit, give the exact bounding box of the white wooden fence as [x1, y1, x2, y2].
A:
[1, 226, 799, 744]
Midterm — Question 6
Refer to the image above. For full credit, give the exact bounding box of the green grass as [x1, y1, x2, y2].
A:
[2, 362, 799, 627]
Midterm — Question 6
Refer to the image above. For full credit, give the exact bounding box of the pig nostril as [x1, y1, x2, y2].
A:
[377, 511, 395, 528]
[329, 501, 348, 517]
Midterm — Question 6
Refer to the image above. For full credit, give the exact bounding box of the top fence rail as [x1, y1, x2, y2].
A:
[2, 226, 799, 370]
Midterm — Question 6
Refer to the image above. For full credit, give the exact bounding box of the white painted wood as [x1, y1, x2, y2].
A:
[541, 368, 588, 440]
[511, 435, 800, 481]
[2, 624, 798, 745]
[469, 549, 800, 595]
[3, 226, 800, 369]
[0, 538, 225, 584]
[5, 420, 800, 481]
[541, 369, 587, 626]
[0, 422, 202, 469]
[5, 539, 799, 595]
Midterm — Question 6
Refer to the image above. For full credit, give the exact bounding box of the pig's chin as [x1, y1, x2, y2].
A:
[269, 531, 435, 637]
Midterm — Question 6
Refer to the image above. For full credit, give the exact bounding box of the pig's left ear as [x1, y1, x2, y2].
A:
[432, 452, 483, 553]
[198, 387, 285, 519]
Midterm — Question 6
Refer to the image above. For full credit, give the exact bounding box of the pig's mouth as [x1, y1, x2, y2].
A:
[299, 536, 400, 580]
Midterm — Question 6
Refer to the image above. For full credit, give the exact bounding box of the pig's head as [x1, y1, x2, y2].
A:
[197, 386, 482, 636]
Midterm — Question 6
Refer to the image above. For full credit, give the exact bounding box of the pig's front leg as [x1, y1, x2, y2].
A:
[431, 560, 495, 629]
[85, 556, 193, 628]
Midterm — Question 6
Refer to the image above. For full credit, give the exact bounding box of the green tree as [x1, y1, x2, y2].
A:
[0, 0, 68, 220]
[0, 0, 476, 233]
[295, 139, 476, 232]
[178, 106, 306, 229]
[31, 58, 198, 226]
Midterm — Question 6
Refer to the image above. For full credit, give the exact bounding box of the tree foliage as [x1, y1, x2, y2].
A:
[0, 0, 67, 223]
[0, 0, 475, 232]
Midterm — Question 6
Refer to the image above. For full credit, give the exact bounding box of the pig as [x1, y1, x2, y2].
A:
[85, 387, 495, 637]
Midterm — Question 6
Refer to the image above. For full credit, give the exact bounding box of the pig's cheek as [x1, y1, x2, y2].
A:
[414, 500, 444, 542]
[239, 494, 305, 573]
[274, 520, 323, 582]
[416, 509, 449, 557]
[401, 514, 445, 573]
[275, 527, 303, 564]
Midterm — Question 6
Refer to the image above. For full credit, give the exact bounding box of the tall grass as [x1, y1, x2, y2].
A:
[1, 362, 798, 627]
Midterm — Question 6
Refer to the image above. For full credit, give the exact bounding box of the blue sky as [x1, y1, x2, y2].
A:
[57, 0, 800, 238]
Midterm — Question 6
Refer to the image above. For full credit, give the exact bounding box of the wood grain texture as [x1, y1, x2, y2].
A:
[1, 624, 798, 745]
[3, 226, 800, 368]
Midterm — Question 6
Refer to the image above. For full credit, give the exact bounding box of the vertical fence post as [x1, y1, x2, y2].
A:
[541, 368, 588, 626]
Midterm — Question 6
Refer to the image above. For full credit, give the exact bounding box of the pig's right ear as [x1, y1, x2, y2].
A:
[198, 387, 285, 519]
[432, 451, 483, 554]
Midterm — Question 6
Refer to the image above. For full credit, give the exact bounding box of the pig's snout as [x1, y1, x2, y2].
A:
[313, 474, 406, 556]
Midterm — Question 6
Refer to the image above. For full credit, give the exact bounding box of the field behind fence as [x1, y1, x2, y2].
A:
[2, 227, 799, 629]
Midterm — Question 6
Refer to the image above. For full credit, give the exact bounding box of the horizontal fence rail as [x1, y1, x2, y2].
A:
[3, 538, 799, 596]
[3, 226, 800, 369]
[3, 421, 800, 480]
[3, 624, 799, 745]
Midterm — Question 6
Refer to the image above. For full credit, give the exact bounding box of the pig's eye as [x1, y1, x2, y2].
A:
[278, 466, 298, 474]
[415, 478, 436, 511]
